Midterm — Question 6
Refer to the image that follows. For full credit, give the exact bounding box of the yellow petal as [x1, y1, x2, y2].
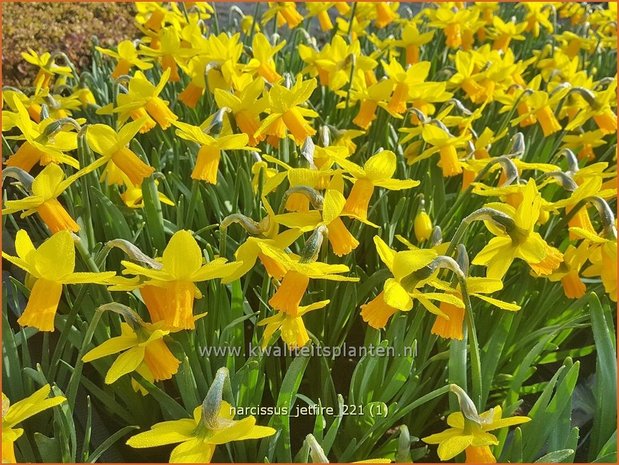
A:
[437, 434, 474, 460]
[323, 189, 346, 224]
[105, 346, 145, 384]
[162, 230, 203, 279]
[383, 278, 413, 311]
[364, 150, 396, 181]
[126, 419, 196, 448]
[82, 335, 138, 362]
[31, 164, 65, 200]
[170, 438, 215, 463]
[33, 231, 75, 281]
[4, 384, 66, 427]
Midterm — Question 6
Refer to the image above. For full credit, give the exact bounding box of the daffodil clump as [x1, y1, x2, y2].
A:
[2, 2, 616, 464]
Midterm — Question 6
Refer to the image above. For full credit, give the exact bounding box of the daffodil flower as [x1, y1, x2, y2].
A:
[274, 174, 375, 256]
[244, 33, 285, 83]
[262, 2, 304, 29]
[258, 300, 330, 349]
[394, 22, 434, 65]
[139, 26, 196, 82]
[126, 368, 276, 463]
[3, 164, 83, 233]
[1, 230, 115, 331]
[21, 49, 72, 90]
[214, 78, 268, 145]
[258, 230, 359, 315]
[415, 123, 471, 177]
[220, 199, 303, 283]
[305, 2, 348, 31]
[96, 40, 153, 79]
[2, 385, 67, 463]
[471, 180, 563, 279]
[547, 242, 591, 299]
[360, 236, 463, 329]
[118, 230, 242, 330]
[4, 96, 79, 171]
[256, 77, 319, 145]
[422, 385, 530, 462]
[173, 120, 252, 184]
[114, 69, 178, 131]
[82, 304, 180, 387]
[431, 276, 520, 341]
[86, 118, 155, 186]
[336, 150, 420, 221]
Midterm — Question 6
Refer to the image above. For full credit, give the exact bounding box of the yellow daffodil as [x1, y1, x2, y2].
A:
[488, 16, 527, 51]
[394, 22, 434, 65]
[82, 305, 180, 386]
[406, 123, 471, 177]
[173, 120, 252, 184]
[96, 40, 153, 79]
[214, 78, 268, 145]
[262, 2, 303, 29]
[119, 230, 241, 330]
[86, 118, 155, 186]
[139, 26, 196, 82]
[1, 230, 115, 331]
[431, 276, 520, 340]
[114, 69, 178, 131]
[472, 180, 563, 279]
[256, 230, 358, 315]
[21, 49, 72, 90]
[4, 97, 79, 171]
[126, 368, 275, 462]
[3, 164, 83, 233]
[361, 236, 464, 329]
[256, 77, 319, 145]
[244, 33, 285, 83]
[2, 385, 67, 463]
[422, 385, 530, 462]
[258, 300, 330, 348]
[547, 242, 591, 299]
[337, 150, 420, 221]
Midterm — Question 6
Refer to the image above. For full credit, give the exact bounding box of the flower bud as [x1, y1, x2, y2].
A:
[414, 196, 433, 242]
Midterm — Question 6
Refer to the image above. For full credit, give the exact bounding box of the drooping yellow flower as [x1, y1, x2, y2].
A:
[431, 276, 520, 340]
[244, 33, 285, 83]
[361, 237, 464, 329]
[126, 368, 276, 463]
[337, 150, 420, 221]
[264, 246, 359, 315]
[113, 69, 178, 131]
[3, 164, 82, 233]
[406, 123, 470, 177]
[96, 40, 153, 79]
[4, 96, 79, 171]
[258, 300, 330, 349]
[547, 242, 591, 299]
[422, 385, 530, 462]
[2, 385, 66, 463]
[173, 120, 252, 184]
[1, 230, 115, 331]
[274, 174, 373, 257]
[139, 26, 197, 82]
[21, 49, 72, 90]
[256, 77, 319, 145]
[472, 180, 563, 279]
[214, 78, 268, 146]
[394, 22, 434, 65]
[119, 230, 241, 330]
[82, 306, 180, 386]
[86, 119, 155, 186]
[262, 2, 304, 29]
